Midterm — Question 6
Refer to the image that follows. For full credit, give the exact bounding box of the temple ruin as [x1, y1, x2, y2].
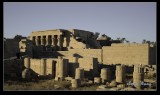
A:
[4, 29, 156, 90]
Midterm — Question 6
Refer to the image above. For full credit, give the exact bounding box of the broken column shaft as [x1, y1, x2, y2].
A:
[75, 68, 84, 80]
[100, 68, 111, 83]
[56, 56, 69, 80]
[71, 79, 81, 88]
[58, 56, 64, 78]
[133, 64, 144, 89]
[115, 65, 126, 83]
[94, 77, 101, 84]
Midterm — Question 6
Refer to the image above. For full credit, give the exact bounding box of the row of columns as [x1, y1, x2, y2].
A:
[95, 64, 144, 89]
[23, 57, 57, 77]
[33, 35, 63, 49]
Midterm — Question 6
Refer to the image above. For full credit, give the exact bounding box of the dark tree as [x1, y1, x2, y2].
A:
[94, 32, 100, 39]
[142, 39, 146, 44]
[117, 38, 120, 40]
[120, 38, 126, 43]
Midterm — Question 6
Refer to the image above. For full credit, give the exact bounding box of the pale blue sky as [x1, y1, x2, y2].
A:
[4, 2, 156, 43]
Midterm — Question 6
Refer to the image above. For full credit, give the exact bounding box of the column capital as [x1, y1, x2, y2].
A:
[58, 35, 62, 38]
[35, 36, 38, 39]
[52, 37, 55, 39]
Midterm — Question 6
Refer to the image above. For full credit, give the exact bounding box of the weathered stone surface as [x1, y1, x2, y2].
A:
[65, 77, 73, 81]
[102, 43, 156, 65]
[71, 79, 81, 88]
[109, 87, 121, 91]
[98, 85, 107, 89]
[75, 68, 84, 80]
[109, 80, 117, 87]
[24, 57, 30, 68]
[16, 29, 156, 82]
[88, 80, 94, 84]
[116, 65, 126, 83]
[96, 85, 110, 91]
[100, 68, 111, 83]
[22, 69, 31, 80]
[133, 65, 144, 89]
[55, 77, 60, 81]
[117, 84, 126, 89]
[94, 77, 101, 84]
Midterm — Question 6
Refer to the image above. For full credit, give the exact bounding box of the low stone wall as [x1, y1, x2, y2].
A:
[29, 58, 57, 76]
[58, 49, 102, 63]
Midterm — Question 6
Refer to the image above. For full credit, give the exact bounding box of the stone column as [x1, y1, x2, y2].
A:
[57, 58, 68, 78]
[56, 56, 69, 79]
[48, 36, 52, 46]
[75, 68, 84, 80]
[30, 36, 33, 41]
[51, 35, 55, 46]
[35, 36, 39, 46]
[41, 58, 46, 75]
[41, 36, 44, 45]
[24, 57, 30, 69]
[71, 79, 81, 88]
[100, 68, 111, 83]
[71, 57, 79, 77]
[58, 35, 63, 50]
[55, 60, 59, 78]
[31, 36, 35, 43]
[115, 65, 126, 83]
[64, 37, 67, 47]
[94, 77, 101, 84]
[133, 65, 144, 89]
[73, 57, 78, 63]
[58, 56, 64, 78]
[46, 36, 48, 46]
[22, 68, 31, 80]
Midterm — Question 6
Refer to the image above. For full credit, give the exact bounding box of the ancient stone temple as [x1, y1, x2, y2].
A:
[4, 28, 156, 90]
[17, 29, 156, 79]
[28, 29, 101, 51]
